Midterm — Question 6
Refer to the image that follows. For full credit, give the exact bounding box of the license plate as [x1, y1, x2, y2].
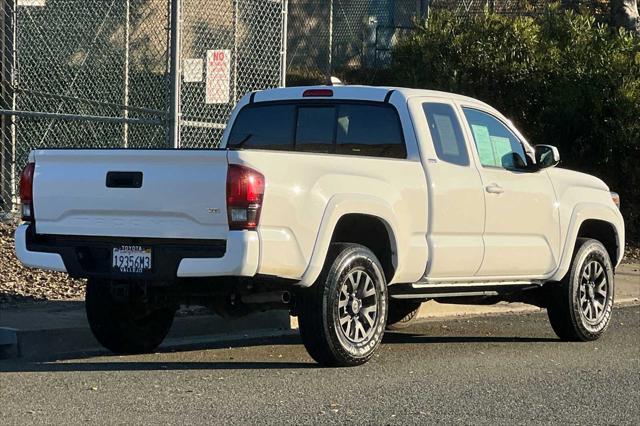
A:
[112, 246, 152, 274]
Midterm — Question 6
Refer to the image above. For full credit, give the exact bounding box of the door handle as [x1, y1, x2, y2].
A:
[485, 184, 504, 194]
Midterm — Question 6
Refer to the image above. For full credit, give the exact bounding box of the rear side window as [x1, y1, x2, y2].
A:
[422, 103, 469, 166]
[228, 102, 406, 159]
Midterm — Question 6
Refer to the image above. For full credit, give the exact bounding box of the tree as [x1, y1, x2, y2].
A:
[611, 0, 640, 34]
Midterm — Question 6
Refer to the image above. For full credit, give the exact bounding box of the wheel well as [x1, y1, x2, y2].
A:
[577, 219, 618, 263]
[331, 214, 396, 282]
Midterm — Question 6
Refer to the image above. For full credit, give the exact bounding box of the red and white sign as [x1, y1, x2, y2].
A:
[206, 49, 231, 104]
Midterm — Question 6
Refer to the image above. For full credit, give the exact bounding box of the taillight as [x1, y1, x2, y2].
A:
[226, 164, 265, 231]
[303, 89, 333, 97]
[19, 162, 35, 222]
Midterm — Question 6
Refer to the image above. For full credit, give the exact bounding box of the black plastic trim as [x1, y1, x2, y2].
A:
[384, 89, 396, 103]
[25, 226, 226, 281]
[106, 171, 143, 188]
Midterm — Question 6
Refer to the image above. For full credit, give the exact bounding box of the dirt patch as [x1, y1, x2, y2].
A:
[1, 221, 85, 305]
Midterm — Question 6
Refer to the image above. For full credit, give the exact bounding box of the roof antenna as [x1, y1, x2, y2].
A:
[328, 76, 344, 86]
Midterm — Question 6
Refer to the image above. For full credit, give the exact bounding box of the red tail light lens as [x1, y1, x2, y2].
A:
[226, 164, 265, 230]
[19, 162, 35, 221]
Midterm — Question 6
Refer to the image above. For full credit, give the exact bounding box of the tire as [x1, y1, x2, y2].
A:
[546, 238, 614, 341]
[298, 243, 388, 367]
[85, 279, 176, 354]
[386, 300, 422, 330]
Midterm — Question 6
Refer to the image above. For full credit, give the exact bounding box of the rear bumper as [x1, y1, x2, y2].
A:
[177, 231, 259, 277]
[15, 224, 67, 273]
[14, 224, 259, 280]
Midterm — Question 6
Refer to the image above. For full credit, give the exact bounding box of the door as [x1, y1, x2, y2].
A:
[461, 107, 560, 278]
[411, 99, 485, 279]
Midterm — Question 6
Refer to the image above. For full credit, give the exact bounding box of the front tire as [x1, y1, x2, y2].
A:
[298, 243, 388, 367]
[546, 238, 614, 341]
[85, 279, 176, 354]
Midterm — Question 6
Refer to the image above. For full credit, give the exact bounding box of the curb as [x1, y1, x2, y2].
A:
[0, 310, 291, 361]
[0, 327, 18, 359]
[414, 297, 640, 321]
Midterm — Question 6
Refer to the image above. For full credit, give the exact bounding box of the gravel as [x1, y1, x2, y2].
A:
[0, 221, 85, 305]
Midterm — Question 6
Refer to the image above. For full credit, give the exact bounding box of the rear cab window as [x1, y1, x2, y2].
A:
[227, 101, 407, 159]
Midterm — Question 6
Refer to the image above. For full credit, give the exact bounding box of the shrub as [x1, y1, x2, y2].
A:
[388, 7, 640, 241]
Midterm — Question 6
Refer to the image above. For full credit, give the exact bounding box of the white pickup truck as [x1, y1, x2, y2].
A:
[15, 86, 624, 366]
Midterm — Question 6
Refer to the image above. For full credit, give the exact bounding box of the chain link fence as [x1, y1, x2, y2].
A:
[0, 0, 286, 216]
[179, 0, 286, 149]
[285, 0, 610, 86]
[286, 0, 425, 85]
[0, 0, 170, 217]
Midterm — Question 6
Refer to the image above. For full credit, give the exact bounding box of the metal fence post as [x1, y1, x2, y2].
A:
[327, 0, 333, 80]
[123, 0, 130, 148]
[168, 0, 182, 149]
[233, 0, 238, 104]
[280, 0, 288, 87]
[6, 0, 16, 212]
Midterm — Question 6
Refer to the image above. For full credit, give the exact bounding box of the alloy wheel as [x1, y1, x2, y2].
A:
[337, 269, 379, 343]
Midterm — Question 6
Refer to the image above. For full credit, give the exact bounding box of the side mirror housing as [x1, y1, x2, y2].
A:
[535, 145, 560, 169]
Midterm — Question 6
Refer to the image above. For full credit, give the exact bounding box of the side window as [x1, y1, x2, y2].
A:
[336, 104, 406, 159]
[463, 108, 529, 171]
[295, 106, 335, 154]
[422, 103, 469, 166]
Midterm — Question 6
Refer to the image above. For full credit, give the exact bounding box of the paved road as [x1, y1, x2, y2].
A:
[1, 306, 639, 425]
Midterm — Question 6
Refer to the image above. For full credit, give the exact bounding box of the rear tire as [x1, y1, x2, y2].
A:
[386, 300, 422, 330]
[298, 243, 388, 367]
[546, 238, 614, 341]
[85, 279, 176, 354]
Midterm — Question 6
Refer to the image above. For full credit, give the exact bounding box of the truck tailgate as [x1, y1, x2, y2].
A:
[32, 149, 229, 240]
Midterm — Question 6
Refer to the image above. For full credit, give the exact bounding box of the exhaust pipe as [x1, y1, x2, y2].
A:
[240, 291, 291, 305]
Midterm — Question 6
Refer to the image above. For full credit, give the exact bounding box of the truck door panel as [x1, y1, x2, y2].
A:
[461, 107, 560, 277]
[410, 99, 485, 278]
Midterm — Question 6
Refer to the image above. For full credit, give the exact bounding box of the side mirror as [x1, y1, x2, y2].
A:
[535, 145, 560, 169]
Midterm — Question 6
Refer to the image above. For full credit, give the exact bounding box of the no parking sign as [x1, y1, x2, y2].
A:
[205, 49, 231, 104]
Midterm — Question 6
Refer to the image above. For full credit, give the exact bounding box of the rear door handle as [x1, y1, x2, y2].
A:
[485, 184, 504, 194]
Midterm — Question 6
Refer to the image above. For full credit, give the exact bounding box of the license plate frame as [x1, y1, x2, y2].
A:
[112, 245, 152, 274]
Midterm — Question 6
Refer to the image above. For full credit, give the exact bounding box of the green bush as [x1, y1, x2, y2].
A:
[388, 6, 640, 242]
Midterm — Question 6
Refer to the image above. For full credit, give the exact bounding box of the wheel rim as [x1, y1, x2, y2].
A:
[578, 259, 609, 324]
[337, 269, 378, 344]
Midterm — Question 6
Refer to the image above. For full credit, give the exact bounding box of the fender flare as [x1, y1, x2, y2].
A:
[549, 202, 624, 282]
[297, 194, 400, 287]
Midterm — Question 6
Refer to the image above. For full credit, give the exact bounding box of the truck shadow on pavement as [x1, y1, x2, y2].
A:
[0, 360, 315, 373]
[382, 333, 559, 345]
[0, 332, 559, 373]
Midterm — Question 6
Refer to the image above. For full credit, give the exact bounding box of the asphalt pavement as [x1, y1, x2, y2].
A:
[1, 305, 638, 425]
